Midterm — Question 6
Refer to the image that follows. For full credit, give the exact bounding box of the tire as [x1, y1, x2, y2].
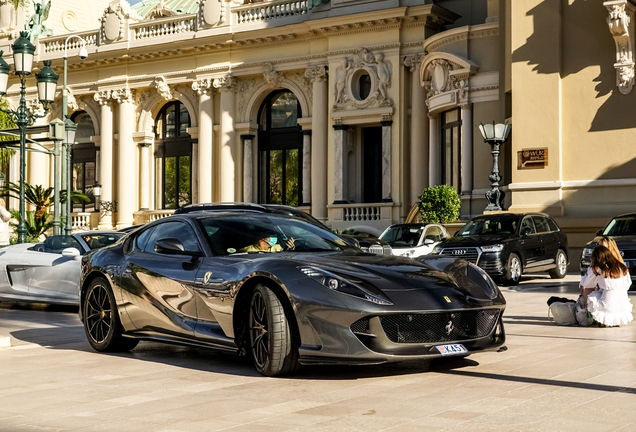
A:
[83, 277, 139, 352]
[503, 253, 522, 286]
[549, 249, 568, 279]
[248, 283, 299, 376]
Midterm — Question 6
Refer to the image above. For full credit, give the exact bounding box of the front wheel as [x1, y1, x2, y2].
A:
[503, 253, 522, 286]
[549, 249, 568, 279]
[248, 284, 299, 376]
[83, 277, 138, 352]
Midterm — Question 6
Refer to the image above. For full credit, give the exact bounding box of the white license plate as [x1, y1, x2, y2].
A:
[436, 344, 468, 356]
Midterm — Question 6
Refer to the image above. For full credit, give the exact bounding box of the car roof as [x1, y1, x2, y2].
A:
[471, 212, 550, 219]
[614, 213, 636, 218]
[174, 202, 270, 214]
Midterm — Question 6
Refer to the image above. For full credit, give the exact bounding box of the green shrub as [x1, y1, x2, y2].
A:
[418, 185, 461, 224]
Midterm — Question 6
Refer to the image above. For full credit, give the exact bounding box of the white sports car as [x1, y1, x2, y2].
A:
[0, 231, 124, 306]
[379, 223, 449, 258]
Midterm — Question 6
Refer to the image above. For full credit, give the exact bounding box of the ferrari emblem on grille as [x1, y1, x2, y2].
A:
[445, 321, 454, 335]
[444, 296, 451, 303]
[204, 272, 212, 284]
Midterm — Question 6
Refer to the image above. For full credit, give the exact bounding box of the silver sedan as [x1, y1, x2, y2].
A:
[0, 231, 124, 306]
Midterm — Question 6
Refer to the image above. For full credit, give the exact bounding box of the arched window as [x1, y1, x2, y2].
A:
[154, 101, 192, 209]
[257, 91, 302, 206]
[70, 111, 96, 212]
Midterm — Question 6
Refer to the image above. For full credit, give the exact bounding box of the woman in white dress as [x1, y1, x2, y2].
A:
[580, 245, 633, 327]
[0, 198, 12, 247]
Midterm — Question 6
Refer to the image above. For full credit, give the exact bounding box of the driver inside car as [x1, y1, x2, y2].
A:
[239, 232, 294, 253]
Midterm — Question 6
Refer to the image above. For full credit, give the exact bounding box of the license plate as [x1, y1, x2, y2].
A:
[436, 344, 468, 356]
[626, 261, 630, 268]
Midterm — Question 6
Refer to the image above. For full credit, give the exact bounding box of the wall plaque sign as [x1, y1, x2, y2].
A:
[518, 148, 548, 169]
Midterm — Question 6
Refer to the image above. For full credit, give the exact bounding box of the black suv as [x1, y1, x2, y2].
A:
[430, 212, 569, 285]
[581, 213, 636, 281]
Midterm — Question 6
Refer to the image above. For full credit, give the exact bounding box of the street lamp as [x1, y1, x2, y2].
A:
[61, 35, 87, 236]
[64, 117, 76, 235]
[479, 121, 511, 212]
[0, 31, 59, 243]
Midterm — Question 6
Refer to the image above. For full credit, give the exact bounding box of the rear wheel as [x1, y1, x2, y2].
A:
[248, 283, 299, 376]
[549, 249, 568, 279]
[503, 253, 522, 286]
[83, 277, 138, 352]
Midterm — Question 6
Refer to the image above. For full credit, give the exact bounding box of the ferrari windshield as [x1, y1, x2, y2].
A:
[602, 216, 636, 236]
[457, 216, 519, 236]
[380, 225, 424, 247]
[197, 214, 357, 256]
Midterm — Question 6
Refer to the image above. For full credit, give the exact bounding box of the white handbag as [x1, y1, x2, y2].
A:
[548, 302, 578, 326]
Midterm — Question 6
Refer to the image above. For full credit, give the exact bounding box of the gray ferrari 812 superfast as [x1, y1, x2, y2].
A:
[79, 210, 506, 376]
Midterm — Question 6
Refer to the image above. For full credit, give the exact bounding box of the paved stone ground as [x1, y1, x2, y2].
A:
[1, 274, 635, 432]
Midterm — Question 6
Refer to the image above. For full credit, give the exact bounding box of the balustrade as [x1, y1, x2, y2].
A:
[235, 0, 308, 25]
[43, 31, 98, 54]
[133, 16, 195, 40]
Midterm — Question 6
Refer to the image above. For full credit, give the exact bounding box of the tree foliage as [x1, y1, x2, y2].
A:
[418, 185, 461, 224]
[0, 182, 90, 223]
[0, 100, 17, 169]
[9, 209, 54, 243]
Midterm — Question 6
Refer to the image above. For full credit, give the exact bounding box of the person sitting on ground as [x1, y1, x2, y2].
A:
[581, 236, 625, 300]
[238, 231, 294, 253]
[580, 245, 633, 327]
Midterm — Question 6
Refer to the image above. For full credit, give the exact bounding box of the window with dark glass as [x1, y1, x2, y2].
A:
[258, 91, 302, 206]
[154, 101, 192, 209]
[70, 111, 97, 212]
[358, 73, 371, 100]
[441, 108, 461, 191]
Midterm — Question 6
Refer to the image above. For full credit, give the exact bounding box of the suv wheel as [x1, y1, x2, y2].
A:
[503, 253, 522, 286]
[549, 249, 567, 279]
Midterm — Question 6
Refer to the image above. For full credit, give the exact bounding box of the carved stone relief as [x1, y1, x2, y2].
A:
[333, 48, 393, 111]
[100, 1, 141, 43]
[199, 0, 226, 28]
[263, 63, 284, 89]
[423, 58, 469, 103]
[113, 88, 135, 104]
[0, 0, 17, 37]
[135, 90, 153, 125]
[238, 79, 256, 113]
[604, 0, 636, 94]
[288, 72, 312, 106]
[153, 76, 173, 100]
[213, 75, 236, 92]
[192, 78, 213, 96]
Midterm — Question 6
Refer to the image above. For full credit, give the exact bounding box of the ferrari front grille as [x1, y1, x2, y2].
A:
[379, 310, 501, 344]
[350, 318, 371, 335]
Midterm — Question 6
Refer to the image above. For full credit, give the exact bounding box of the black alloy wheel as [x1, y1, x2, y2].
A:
[549, 249, 568, 279]
[248, 283, 299, 376]
[83, 278, 138, 352]
[503, 253, 522, 286]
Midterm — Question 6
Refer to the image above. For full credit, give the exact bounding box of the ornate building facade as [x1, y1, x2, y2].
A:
[1, 0, 635, 265]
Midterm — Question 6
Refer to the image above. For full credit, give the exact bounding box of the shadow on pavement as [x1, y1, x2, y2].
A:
[439, 369, 636, 395]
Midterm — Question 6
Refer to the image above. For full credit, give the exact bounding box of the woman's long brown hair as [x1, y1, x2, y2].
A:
[591, 245, 628, 278]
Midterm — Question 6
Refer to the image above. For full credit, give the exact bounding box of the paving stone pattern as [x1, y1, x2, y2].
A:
[1, 275, 635, 431]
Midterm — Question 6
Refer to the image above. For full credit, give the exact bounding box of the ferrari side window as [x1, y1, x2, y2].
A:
[136, 227, 155, 251]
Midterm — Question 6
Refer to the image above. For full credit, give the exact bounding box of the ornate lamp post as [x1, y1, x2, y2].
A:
[479, 122, 511, 212]
[61, 35, 87, 236]
[0, 31, 59, 243]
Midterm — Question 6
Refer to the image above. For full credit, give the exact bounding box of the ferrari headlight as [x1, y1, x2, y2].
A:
[468, 263, 500, 300]
[298, 266, 393, 305]
[481, 244, 504, 253]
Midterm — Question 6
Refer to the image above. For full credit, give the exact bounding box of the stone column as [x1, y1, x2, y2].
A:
[94, 91, 113, 229]
[114, 88, 136, 228]
[305, 65, 328, 220]
[301, 129, 312, 206]
[138, 142, 152, 210]
[193, 78, 213, 204]
[214, 75, 236, 202]
[381, 118, 393, 203]
[332, 123, 348, 204]
[404, 54, 429, 203]
[460, 103, 473, 196]
[428, 113, 440, 186]
[241, 134, 254, 202]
